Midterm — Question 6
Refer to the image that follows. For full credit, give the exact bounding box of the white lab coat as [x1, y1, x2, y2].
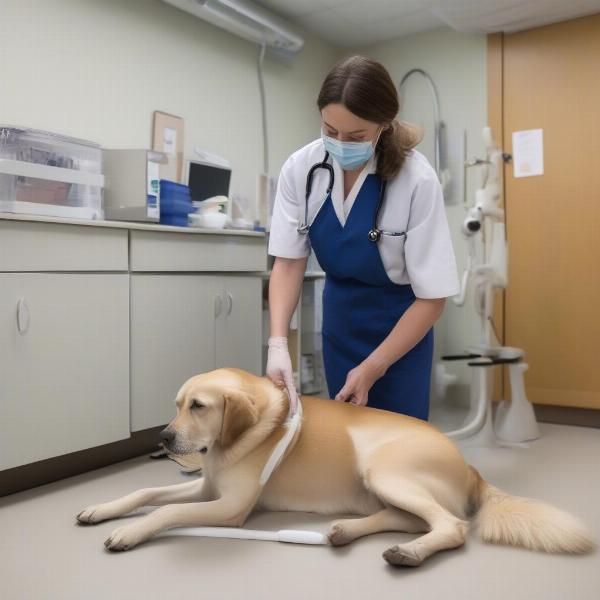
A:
[268, 138, 460, 299]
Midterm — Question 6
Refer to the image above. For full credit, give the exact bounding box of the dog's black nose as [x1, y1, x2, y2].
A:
[159, 429, 175, 444]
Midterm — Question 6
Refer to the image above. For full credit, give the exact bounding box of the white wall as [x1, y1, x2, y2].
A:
[354, 27, 489, 405]
[0, 0, 341, 205]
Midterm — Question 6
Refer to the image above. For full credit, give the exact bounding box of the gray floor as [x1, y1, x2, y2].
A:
[1, 404, 599, 600]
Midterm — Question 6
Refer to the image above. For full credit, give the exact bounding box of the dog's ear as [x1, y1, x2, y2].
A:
[219, 390, 259, 448]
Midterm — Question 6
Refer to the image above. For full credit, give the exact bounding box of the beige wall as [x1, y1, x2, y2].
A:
[1, 3, 487, 404]
[0, 0, 341, 204]
[354, 27, 489, 404]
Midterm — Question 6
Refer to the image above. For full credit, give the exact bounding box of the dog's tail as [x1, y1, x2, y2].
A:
[468, 465, 596, 554]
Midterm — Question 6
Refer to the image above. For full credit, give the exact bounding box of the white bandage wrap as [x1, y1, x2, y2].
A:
[259, 395, 303, 485]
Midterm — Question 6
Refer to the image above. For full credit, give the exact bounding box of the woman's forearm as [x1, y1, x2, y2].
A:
[269, 256, 308, 337]
[365, 298, 446, 376]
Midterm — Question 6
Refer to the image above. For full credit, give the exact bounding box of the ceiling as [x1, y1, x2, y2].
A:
[253, 0, 600, 47]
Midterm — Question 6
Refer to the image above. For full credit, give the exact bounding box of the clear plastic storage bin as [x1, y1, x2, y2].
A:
[0, 125, 104, 219]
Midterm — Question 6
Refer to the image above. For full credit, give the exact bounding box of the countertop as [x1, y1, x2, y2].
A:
[0, 212, 265, 237]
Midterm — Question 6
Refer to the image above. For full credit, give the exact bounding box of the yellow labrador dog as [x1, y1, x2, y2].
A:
[77, 367, 595, 566]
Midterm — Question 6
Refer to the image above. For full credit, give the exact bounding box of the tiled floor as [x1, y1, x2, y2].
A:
[1, 403, 598, 600]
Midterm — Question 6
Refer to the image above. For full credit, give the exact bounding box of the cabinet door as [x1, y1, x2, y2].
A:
[0, 274, 130, 470]
[130, 274, 220, 431]
[216, 276, 262, 375]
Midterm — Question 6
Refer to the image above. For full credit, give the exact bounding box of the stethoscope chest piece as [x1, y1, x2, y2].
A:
[367, 229, 381, 242]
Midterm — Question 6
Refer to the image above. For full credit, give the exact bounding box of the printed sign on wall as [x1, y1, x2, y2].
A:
[512, 129, 544, 178]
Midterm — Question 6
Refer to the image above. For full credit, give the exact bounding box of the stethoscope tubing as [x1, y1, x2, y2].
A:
[297, 152, 405, 242]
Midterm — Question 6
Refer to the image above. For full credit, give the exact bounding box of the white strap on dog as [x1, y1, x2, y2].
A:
[162, 526, 326, 545]
[259, 395, 303, 485]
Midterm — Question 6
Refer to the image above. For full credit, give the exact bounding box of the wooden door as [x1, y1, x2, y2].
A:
[500, 15, 600, 409]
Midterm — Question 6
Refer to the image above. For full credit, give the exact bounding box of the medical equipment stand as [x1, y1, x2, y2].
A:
[437, 127, 540, 448]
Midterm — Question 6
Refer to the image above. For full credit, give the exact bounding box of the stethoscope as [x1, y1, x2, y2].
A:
[297, 151, 406, 242]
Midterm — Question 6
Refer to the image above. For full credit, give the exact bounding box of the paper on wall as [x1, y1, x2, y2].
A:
[163, 127, 177, 156]
[512, 129, 544, 178]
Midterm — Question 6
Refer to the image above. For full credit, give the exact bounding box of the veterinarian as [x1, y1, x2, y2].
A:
[266, 55, 460, 421]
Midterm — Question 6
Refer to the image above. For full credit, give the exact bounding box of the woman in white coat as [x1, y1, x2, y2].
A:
[266, 55, 459, 421]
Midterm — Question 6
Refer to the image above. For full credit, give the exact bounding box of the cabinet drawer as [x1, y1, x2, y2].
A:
[0, 273, 130, 470]
[129, 230, 267, 272]
[0, 220, 128, 272]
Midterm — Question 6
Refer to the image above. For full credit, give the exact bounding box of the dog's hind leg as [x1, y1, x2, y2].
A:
[328, 506, 428, 546]
[77, 478, 207, 525]
[367, 471, 469, 567]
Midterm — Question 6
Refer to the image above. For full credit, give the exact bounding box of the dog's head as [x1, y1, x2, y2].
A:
[159, 368, 270, 469]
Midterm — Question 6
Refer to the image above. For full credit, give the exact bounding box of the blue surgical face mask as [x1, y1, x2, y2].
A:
[321, 128, 382, 171]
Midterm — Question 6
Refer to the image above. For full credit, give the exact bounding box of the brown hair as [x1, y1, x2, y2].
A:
[317, 55, 423, 179]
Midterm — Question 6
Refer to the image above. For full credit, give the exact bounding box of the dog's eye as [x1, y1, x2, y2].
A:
[191, 401, 205, 410]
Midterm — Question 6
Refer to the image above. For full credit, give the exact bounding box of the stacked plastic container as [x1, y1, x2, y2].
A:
[0, 125, 104, 219]
[159, 180, 195, 226]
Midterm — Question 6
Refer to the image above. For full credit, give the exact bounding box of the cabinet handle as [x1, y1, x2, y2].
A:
[214, 294, 222, 317]
[16, 298, 30, 334]
[226, 292, 233, 316]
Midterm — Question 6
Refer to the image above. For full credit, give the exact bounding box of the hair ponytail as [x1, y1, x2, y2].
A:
[376, 119, 423, 179]
[317, 55, 423, 180]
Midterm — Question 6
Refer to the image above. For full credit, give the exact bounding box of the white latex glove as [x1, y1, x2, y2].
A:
[266, 336, 299, 416]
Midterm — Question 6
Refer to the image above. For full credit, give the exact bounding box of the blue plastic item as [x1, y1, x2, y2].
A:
[159, 179, 195, 226]
[160, 213, 190, 226]
[160, 180, 191, 198]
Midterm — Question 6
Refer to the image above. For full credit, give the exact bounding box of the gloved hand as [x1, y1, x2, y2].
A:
[266, 336, 299, 416]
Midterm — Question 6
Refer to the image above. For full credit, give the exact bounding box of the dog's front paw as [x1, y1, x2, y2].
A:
[104, 523, 150, 552]
[327, 521, 353, 546]
[76, 503, 118, 525]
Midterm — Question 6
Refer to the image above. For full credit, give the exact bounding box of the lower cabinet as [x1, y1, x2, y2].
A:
[215, 275, 263, 375]
[0, 219, 267, 482]
[0, 273, 130, 470]
[130, 274, 262, 431]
